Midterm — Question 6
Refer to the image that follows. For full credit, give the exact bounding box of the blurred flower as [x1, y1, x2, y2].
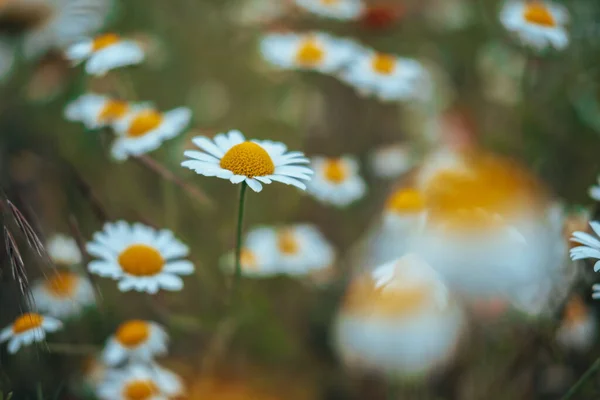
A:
[477, 41, 526, 105]
[556, 295, 596, 352]
[570, 221, 600, 272]
[221, 228, 279, 278]
[65, 32, 144, 76]
[589, 175, 600, 201]
[97, 363, 184, 400]
[260, 32, 357, 73]
[181, 129, 312, 193]
[230, 0, 286, 27]
[340, 49, 430, 102]
[500, 0, 568, 51]
[294, 0, 363, 20]
[103, 320, 168, 365]
[334, 253, 465, 376]
[307, 155, 366, 207]
[111, 105, 192, 161]
[425, 0, 474, 31]
[31, 271, 95, 319]
[86, 221, 195, 294]
[64, 93, 130, 130]
[0, 313, 62, 354]
[47, 233, 82, 266]
[382, 187, 427, 233]
[369, 143, 414, 179]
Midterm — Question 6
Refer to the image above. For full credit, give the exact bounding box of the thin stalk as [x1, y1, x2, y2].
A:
[233, 182, 248, 291]
[560, 357, 600, 400]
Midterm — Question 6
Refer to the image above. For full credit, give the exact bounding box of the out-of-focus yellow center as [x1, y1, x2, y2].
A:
[323, 159, 347, 183]
[385, 188, 425, 214]
[320, 0, 339, 4]
[523, 2, 556, 27]
[277, 230, 299, 255]
[127, 110, 163, 138]
[45, 272, 78, 297]
[115, 320, 150, 347]
[295, 38, 325, 66]
[563, 296, 587, 325]
[220, 142, 275, 177]
[99, 100, 129, 122]
[240, 248, 258, 271]
[118, 244, 164, 276]
[371, 53, 396, 75]
[92, 33, 121, 51]
[123, 379, 159, 400]
[13, 313, 43, 334]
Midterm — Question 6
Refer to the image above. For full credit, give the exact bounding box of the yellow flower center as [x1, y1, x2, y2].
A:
[277, 230, 299, 255]
[320, 0, 339, 4]
[98, 100, 129, 122]
[295, 38, 325, 67]
[240, 248, 258, 271]
[523, 2, 556, 27]
[115, 320, 150, 347]
[219, 142, 275, 178]
[385, 188, 425, 214]
[12, 313, 43, 334]
[323, 159, 347, 183]
[371, 53, 396, 75]
[45, 272, 78, 297]
[92, 33, 121, 51]
[118, 244, 165, 276]
[123, 380, 159, 400]
[127, 110, 163, 138]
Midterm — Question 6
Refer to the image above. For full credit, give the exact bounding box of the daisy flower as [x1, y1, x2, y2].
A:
[86, 221, 195, 294]
[64, 93, 130, 130]
[369, 143, 414, 179]
[260, 32, 358, 73]
[181, 129, 312, 193]
[102, 320, 168, 365]
[556, 295, 596, 351]
[0, 312, 62, 354]
[46, 233, 82, 266]
[110, 105, 192, 161]
[221, 228, 279, 278]
[589, 175, 600, 201]
[341, 49, 430, 102]
[307, 155, 366, 207]
[500, 0, 568, 51]
[570, 221, 600, 272]
[31, 271, 95, 319]
[383, 187, 427, 232]
[294, 0, 364, 20]
[65, 32, 144, 76]
[97, 363, 184, 400]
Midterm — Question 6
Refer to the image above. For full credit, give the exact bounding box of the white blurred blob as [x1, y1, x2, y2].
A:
[369, 143, 414, 179]
[556, 296, 597, 352]
[425, 0, 474, 31]
[333, 253, 465, 377]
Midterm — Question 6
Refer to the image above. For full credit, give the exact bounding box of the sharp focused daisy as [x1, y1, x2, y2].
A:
[97, 363, 184, 400]
[86, 221, 195, 294]
[570, 221, 600, 272]
[65, 32, 144, 76]
[589, 175, 600, 201]
[102, 320, 168, 365]
[500, 0, 568, 51]
[181, 129, 312, 193]
[260, 32, 358, 73]
[294, 0, 364, 20]
[31, 271, 95, 319]
[110, 105, 192, 161]
[64, 93, 130, 130]
[46, 233, 82, 266]
[0, 312, 62, 354]
[307, 155, 366, 207]
[556, 295, 596, 352]
[369, 143, 414, 179]
[341, 48, 430, 102]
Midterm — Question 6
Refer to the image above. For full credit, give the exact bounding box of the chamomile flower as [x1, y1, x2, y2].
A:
[221, 228, 279, 278]
[31, 271, 95, 319]
[589, 175, 600, 201]
[47, 233, 82, 266]
[0, 313, 62, 354]
[369, 143, 414, 179]
[341, 49, 430, 102]
[65, 33, 144, 76]
[181, 129, 312, 193]
[97, 363, 184, 400]
[86, 221, 195, 294]
[500, 0, 569, 51]
[307, 155, 366, 207]
[64, 93, 130, 130]
[556, 296, 596, 352]
[383, 187, 427, 233]
[570, 221, 600, 272]
[294, 0, 364, 20]
[110, 105, 192, 161]
[260, 32, 358, 73]
[102, 320, 168, 365]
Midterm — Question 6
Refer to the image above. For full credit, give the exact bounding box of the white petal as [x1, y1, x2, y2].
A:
[163, 260, 195, 275]
[102, 339, 126, 365]
[230, 175, 246, 184]
[157, 274, 184, 291]
[245, 178, 263, 192]
[183, 150, 219, 163]
[191, 137, 225, 158]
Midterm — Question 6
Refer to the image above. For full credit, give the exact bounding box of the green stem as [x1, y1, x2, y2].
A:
[561, 357, 600, 400]
[233, 182, 248, 291]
